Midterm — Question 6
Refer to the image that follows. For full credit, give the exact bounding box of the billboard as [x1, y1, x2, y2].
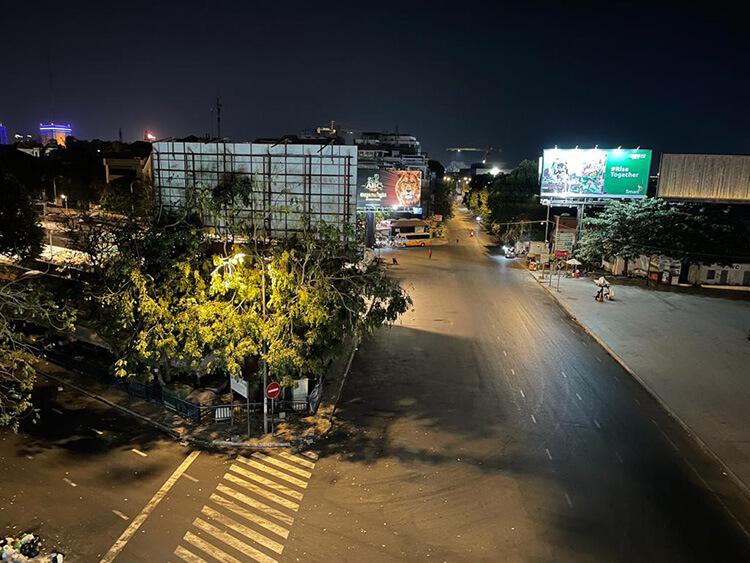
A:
[541, 148, 651, 199]
[657, 154, 750, 202]
[357, 168, 422, 210]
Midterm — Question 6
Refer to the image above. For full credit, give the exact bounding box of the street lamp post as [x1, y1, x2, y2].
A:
[61, 194, 68, 210]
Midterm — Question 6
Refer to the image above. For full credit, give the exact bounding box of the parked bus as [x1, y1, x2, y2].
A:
[395, 232, 432, 247]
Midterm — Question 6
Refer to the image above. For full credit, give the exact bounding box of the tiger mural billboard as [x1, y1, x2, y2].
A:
[357, 168, 423, 210]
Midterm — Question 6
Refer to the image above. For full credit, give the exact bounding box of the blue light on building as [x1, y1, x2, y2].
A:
[0, 123, 7, 145]
[40, 122, 73, 146]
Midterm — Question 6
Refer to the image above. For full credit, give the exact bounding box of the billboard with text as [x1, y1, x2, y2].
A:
[541, 148, 651, 199]
[357, 168, 422, 210]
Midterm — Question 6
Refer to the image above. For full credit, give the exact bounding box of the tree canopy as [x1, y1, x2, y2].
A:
[0, 173, 44, 261]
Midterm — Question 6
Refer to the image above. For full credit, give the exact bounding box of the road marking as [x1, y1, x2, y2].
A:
[593, 419, 601, 429]
[174, 544, 208, 563]
[564, 493, 573, 508]
[183, 530, 240, 563]
[660, 430, 680, 452]
[615, 451, 623, 464]
[182, 473, 199, 483]
[503, 350, 507, 357]
[217, 483, 295, 525]
[575, 393, 583, 402]
[545, 448, 553, 461]
[596, 357, 602, 363]
[635, 398, 641, 406]
[112, 510, 129, 521]
[100, 450, 201, 563]
[223, 473, 300, 511]
[229, 464, 304, 500]
[211, 493, 290, 538]
[251, 452, 312, 479]
[530, 414, 537, 424]
[63, 477, 77, 487]
[278, 452, 316, 470]
[91, 428, 104, 436]
[193, 517, 278, 563]
[519, 389, 525, 399]
[131, 448, 148, 457]
[561, 371, 567, 378]
[237, 456, 309, 488]
[510, 368, 516, 376]
[51, 407, 63, 415]
[201, 505, 284, 554]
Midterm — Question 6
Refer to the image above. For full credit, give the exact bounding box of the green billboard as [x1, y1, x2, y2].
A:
[541, 148, 651, 198]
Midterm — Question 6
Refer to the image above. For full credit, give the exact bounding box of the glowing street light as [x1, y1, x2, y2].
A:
[489, 167, 500, 176]
[61, 194, 68, 210]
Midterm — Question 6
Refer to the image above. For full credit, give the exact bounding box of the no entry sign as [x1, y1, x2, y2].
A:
[265, 382, 281, 400]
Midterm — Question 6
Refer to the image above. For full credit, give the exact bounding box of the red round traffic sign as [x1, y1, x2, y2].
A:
[265, 382, 281, 400]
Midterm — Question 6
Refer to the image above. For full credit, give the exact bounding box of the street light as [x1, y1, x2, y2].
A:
[489, 167, 500, 177]
[61, 194, 68, 210]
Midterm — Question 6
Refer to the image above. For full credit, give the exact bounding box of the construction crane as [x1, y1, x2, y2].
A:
[445, 146, 501, 164]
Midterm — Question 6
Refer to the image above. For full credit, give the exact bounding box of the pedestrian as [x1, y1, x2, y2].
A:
[391, 256, 399, 265]
[428, 248, 432, 259]
[456, 238, 460, 244]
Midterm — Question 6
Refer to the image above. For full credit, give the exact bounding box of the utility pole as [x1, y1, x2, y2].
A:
[216, 97, 222, 139]
[261, 265, 269, 435]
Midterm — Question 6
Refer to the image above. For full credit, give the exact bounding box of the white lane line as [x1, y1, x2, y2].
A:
[174, 544, 208, 563]
[510, 368, 516, 376]
[519, 389, 525, 399]
[193, 517, 278, 563]
[615, 451, 623, 464]
[593, 419, 601, 430]
[130, 448, 148, 457]
[503, 350, 507, 357]
[183, 530, 241, 563]
[561, 370, 567, 378]
[229, 464, 304, 500]
[575, 393, 583, 402]
[278, 452, 315, 470]
[660, 430, 680, 452]
[223, 473, 300, 512]
[635, 398, 641, 406]
[100, 450, 200, 563]
[236, 456, 308, 488]
[217, 483, 295, 525]
[530, 414, 537, 424]
[51, 407, 63, 415]
[564, 493, 573, 508]
[112, 510, 129, 521]
[91, 428, 104, 436]
[251, 452, 312, 479]
[63, 477, 77, 487]
[182, 473, 199, 483]
[596, 357, 602, 363]
[211, 493, 290, 538]
[545, 448, 553, 461]
[202, 505, 284, 553]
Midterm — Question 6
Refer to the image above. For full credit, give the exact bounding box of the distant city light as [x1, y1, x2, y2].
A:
[489, 167, 500, 176]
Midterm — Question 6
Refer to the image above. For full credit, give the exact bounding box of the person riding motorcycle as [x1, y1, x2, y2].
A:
[594, 276, 613, 302]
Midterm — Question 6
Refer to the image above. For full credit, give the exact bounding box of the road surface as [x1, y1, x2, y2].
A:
[281, 212, 750, 562]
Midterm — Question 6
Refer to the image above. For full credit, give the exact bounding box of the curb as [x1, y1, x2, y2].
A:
[37, 336, 362, 453]
[531, 272, 750, 503]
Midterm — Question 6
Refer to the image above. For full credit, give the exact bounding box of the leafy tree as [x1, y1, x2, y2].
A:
[0, 277, 73, 430]
[576, 198, 741, 273]
[0, 174, 44, 261]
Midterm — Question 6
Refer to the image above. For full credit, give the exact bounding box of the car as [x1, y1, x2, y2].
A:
[505, 250, 516, 259]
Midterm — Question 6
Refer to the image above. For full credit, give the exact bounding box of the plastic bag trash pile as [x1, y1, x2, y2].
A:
[0, 534, 64, 561]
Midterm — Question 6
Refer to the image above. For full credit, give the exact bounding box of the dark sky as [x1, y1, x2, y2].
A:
[1, 1, 747, 166]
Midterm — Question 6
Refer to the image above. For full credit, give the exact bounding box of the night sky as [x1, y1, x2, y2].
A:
[2, 1, 747, 166]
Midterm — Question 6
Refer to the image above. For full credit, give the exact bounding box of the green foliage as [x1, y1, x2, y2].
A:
[92, 181, 411, 386]
[0, 278, 74, 430]
[0, 174, 44, 261]
[576, 199, 741, 270]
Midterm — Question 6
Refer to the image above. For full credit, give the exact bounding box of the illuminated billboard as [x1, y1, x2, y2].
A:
[357, 168, 422, 210]
[541, 148, 651, 199]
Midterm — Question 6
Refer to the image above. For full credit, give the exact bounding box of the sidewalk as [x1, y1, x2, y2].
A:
[535, 272, 750, 491]
[36, 334, 357, 450]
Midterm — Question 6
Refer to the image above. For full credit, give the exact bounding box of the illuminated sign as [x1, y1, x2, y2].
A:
[357, 168, 422, 210]
[541, 148, 651, 199]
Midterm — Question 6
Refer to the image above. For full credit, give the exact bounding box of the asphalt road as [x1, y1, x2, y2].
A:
[282, 211, 750, 562]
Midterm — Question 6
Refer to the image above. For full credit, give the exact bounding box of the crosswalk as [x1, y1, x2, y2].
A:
[173, 450, 318, 563]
